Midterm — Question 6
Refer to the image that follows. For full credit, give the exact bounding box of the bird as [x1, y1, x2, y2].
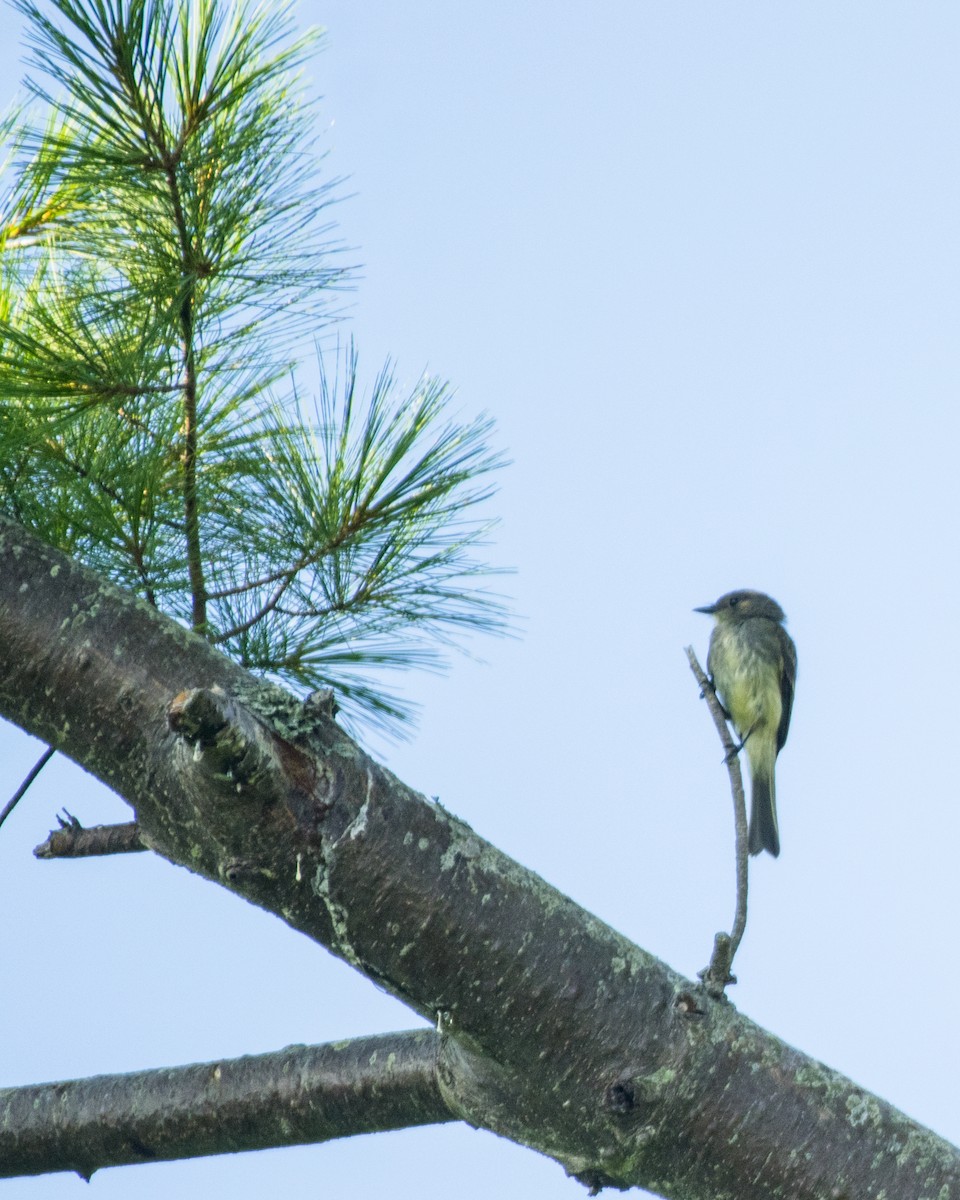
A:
[694, 590, 797, 857]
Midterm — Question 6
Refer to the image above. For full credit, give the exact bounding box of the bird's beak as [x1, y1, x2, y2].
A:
[693, 603, 717, 614]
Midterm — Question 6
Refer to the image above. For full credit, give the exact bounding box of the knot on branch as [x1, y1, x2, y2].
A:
[168, 687, 286, 806]
[603, 1081, 636, 1116]
[303, 688, 339, 719]
[698, 933, 736, 999]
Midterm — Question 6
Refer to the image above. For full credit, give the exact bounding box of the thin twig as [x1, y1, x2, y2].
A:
[0, 746, 56, 833]
[685, 646, 749, 995]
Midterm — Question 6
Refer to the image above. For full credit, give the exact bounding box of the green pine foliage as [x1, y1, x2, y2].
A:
[0, 0, 508, 733]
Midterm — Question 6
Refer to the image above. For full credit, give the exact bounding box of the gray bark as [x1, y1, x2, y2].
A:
[0, 1033, 449, 1179]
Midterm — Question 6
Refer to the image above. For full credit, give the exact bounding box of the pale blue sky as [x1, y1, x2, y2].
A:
[3, 3, 960, 1197]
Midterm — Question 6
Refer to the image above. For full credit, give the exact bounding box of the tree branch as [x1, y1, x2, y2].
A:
[34, 819, 146, 858]
[686, 645, 750, 994]
[0, 1031, 449, 1180]
[0, 518, 958, 1198]
[0, 744, 54, 831]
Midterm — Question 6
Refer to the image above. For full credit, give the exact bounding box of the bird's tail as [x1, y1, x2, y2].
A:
[748, 760, 780, 858]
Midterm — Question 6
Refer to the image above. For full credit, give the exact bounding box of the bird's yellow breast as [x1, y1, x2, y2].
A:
[708, 623, 784, 739]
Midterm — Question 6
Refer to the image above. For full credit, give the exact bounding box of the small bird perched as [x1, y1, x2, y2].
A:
[694, 590, 797, 857]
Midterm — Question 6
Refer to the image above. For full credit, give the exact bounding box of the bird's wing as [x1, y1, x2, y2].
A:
[776, 628, 798, 752]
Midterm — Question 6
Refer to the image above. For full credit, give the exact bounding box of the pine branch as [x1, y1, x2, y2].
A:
[0, 0, 509, 735]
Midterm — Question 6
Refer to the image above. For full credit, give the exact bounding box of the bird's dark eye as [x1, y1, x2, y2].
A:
[728, 595, 738, 607]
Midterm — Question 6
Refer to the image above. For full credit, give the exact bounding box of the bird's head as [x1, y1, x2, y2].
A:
[694, 590, 786, 624]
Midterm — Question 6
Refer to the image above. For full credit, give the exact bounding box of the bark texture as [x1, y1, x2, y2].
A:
[0, 1032, 449, 1179]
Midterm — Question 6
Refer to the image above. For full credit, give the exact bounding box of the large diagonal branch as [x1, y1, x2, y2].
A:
[0, 516, 957, 1198]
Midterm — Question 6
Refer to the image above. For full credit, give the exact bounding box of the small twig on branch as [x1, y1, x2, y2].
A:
[685, 645, 749, 996]
[0, 745, 56, 833]
[34, 820, 146, 859]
